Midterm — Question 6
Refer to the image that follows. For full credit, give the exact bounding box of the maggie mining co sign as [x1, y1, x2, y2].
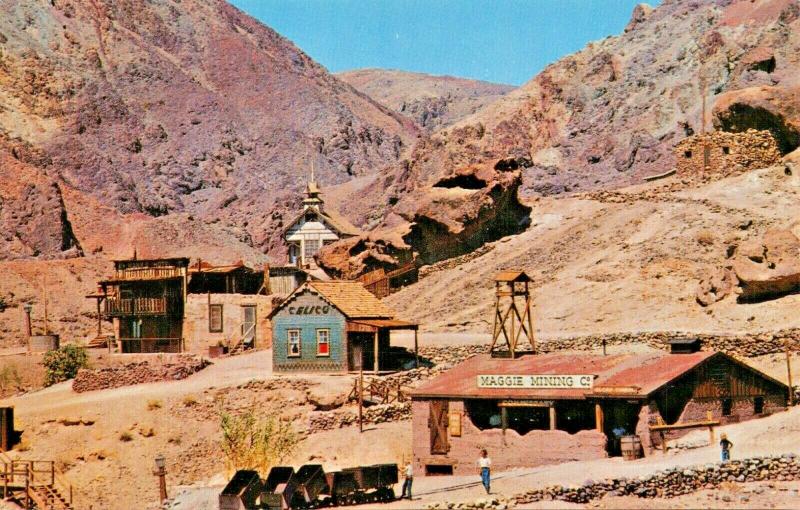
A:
[477, 374, 595, 389]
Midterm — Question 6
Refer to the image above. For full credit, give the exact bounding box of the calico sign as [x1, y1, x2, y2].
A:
[477, 374, 594, 390]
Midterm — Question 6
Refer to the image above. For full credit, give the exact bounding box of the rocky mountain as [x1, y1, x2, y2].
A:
[337, 69, 514, 130]
[0, 0, 417, 262]
[320, 0, 800, 277]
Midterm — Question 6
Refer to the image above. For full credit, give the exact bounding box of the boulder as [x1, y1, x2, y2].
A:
[732, 228, 800, 301]
[696, 267, 738, 306]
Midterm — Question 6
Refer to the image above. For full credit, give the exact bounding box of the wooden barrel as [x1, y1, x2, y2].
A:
[620, 434, 642, 460]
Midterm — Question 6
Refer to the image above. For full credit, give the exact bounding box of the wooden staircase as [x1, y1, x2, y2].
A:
[1, 453, 75, 510]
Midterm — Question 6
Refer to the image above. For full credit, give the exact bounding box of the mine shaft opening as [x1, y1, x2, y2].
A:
[717, 103, 800, 155]
[433, 174, 488, 190]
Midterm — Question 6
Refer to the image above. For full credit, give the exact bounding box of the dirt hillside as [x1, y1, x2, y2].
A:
[338, 69, 514, 131]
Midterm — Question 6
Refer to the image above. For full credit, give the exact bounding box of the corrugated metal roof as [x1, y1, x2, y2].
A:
[494, 270, 532, 282]
[412, 351, 722, 400]
[307, 280, 395, 319]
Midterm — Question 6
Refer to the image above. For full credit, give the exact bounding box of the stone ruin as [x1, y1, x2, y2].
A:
[674, 129, 781, 177]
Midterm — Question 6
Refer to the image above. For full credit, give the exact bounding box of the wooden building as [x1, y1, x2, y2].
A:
[411, 344, 787, 476]
[269, 281, 418, 373]
[99, 258, 189, 353]
[93, 258, 310, 354]
[283, 179, 360, 267]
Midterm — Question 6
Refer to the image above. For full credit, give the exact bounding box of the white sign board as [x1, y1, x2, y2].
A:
[477, 374, 594, 389]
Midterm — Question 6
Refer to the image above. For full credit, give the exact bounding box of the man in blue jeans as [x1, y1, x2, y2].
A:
[401, 462, 413, 500]
[478, 449, 491, 494]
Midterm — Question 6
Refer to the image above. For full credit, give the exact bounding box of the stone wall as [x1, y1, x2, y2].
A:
[183, 293, 273, 354]
[674, 129, 781, 176]
[72, 355, 209, 392]
[418, 328, 800, 364]
[307, 401, 410, 433]
[412, 399, 607, 476]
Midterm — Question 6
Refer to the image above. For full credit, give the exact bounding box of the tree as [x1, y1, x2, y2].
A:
[219, 406, 298, 475]
[42, 345, 89, 386]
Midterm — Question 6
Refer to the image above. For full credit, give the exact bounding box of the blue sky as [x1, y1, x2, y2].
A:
[230, 0, 659, 86]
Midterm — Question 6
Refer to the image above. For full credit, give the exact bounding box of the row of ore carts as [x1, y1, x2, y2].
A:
[220, 463, 399, 509]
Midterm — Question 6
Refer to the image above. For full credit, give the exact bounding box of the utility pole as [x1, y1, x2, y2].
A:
[358, 366, 364, 433]
[786, 340, 794, 406]
[42, 274, 49, 335]
[154, 454, 168, 504]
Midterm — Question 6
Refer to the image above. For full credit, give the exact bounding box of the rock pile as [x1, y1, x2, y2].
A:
[419, 345, 488, 368]
[72, 356, 210, 393]
[307, 401, 411, 433]
[512, 454, 800, 505]
[426, 496, 516, 510]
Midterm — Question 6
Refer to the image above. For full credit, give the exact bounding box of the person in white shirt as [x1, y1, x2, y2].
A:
[477, 449, 491, 494]
[401, 462, 413, 500]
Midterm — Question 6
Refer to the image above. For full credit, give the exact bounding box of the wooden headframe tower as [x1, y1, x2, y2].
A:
[490, 270, 535, 358]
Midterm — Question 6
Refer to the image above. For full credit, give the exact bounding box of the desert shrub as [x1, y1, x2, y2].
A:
[118, 431, 133, 442]
[0, 296, 7, 312]
[219, 406, 298, 475]
[182, 394, 198, 407]
[147, 399, 163, 411]
[42, 345, 88, 386]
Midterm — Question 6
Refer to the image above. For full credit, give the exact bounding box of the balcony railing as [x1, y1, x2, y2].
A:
[104, 297, 171, 316]
[113, 267, 185, 281]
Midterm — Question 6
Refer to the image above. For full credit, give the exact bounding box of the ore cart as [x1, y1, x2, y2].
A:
[219, 470, 263, 510]
[289, 464, 329, 508]
[261, 466, 295, 510]
[323, 470, 358, 506]
[342, 463, 398, 503]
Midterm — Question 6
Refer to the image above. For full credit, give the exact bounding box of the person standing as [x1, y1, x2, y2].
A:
[477, 449, 491, 494]
[401, 461, 413, 500]
[720, 433, 733, 462]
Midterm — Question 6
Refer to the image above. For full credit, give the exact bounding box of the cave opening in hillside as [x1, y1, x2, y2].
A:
[434, 174, 487, 190]
[718, 103, 800, 154]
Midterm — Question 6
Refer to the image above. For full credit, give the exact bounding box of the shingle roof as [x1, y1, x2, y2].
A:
[307, 280, 395, 319]
[412, 350, 737, 400]
[494, 270, 532, 283]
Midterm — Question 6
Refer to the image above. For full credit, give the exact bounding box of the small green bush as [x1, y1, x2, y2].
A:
[220, 406, 298, 475]
[42, 345, 89, 386]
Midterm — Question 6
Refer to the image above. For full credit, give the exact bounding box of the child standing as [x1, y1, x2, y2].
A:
[720, 433, 733, 462]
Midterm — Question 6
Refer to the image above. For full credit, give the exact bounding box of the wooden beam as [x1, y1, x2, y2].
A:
[595, 404, 604, 432]
[414, 329, 419, 369]
[373, 330, 379, 375]
[549, 406, 556, 430]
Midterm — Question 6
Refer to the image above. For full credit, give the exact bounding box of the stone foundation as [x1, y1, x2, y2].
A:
[72, 355, 209, 392]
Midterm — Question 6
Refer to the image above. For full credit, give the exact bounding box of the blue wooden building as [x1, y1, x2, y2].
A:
[270, 281, 418, 373]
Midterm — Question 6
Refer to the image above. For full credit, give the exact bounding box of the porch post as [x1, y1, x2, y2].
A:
[595, 403, 604, 432]
[414, 328, 419, 368]
[373, 329, 379, 375]
[549, 405, 556, 430]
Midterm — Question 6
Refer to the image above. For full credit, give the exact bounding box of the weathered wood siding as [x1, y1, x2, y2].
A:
[272, 290, 347, 372]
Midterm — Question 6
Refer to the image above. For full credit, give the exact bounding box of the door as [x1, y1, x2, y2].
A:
[241, 305, 256, 347]
[348, 335, 363, 371]
[429, 400, 450, 454]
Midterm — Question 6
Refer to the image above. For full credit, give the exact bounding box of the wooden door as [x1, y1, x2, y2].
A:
[241, 305, 256, 346]
[348, 335, 363, 371]
[429, 400, 450, 454]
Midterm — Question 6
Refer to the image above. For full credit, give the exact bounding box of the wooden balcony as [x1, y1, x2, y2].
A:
[104, 297, 173, 316]
[112, 266, 185, 281]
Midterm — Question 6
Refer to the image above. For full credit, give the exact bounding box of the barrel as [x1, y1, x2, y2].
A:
[620, 434, 643, 460]
[29, 334, 59, 353]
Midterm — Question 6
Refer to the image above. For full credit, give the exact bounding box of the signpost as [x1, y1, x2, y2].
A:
[477, 374, 595, 390]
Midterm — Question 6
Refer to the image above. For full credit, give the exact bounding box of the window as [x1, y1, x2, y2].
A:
[722, 146, 730, 155]
[722, 398, 732, 416]
[425, 465, 453, 476]
[304, 239, 320, 259]
[305, 211, 316, 222]
[209, 304, 223, 333]
[754, 396, 764, 415]
[316, 329, 330, 357]
[684, 150, 692, 158]
[287, 329, 301, 357]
